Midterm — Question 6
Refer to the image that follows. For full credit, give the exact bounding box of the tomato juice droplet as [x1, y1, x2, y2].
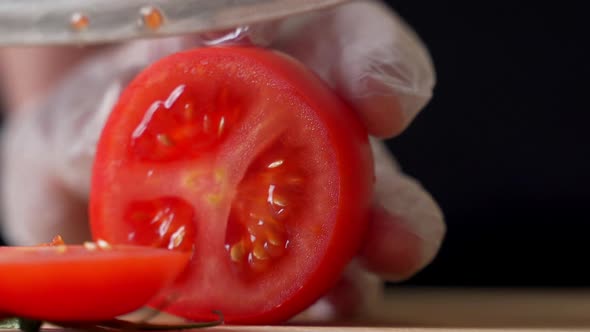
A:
[70, 12, 89, 31]
[140, 6, 165, 31]
[124, 197, 197, 252]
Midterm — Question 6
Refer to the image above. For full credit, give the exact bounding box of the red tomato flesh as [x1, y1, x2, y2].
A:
[0, 245, 190, 321]
[90, 46, 374, 324]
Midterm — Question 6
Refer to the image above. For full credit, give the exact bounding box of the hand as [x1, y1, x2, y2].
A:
[0, 0, 444, 321]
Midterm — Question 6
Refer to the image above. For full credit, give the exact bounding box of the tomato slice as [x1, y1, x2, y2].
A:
[90, 46, 374, 324]
[0, 245, 190, 321]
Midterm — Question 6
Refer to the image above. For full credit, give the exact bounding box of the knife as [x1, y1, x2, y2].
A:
[0, 0, 351, 46]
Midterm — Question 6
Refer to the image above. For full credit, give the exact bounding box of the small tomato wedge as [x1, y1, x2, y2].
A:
[90, 46, 374, 324]
[0, 245, 190, 321]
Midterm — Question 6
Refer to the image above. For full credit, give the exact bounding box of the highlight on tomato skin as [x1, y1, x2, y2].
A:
[0, 244, 191, 322]
[90, 46, 375, 324]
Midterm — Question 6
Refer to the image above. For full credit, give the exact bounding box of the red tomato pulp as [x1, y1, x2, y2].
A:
[90, 46, 374, 323]
[0, 245, 190, 321]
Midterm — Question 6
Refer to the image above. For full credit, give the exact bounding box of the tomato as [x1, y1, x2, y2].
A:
[0, 244, 190, 321]
[90, 46, 374, 324]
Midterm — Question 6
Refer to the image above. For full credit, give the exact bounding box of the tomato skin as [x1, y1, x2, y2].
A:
[0, 245, 190, 322]
[90, 46, 374, 324]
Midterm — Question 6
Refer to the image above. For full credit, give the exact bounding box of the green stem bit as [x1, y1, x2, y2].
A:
[0, 318, 43, 332]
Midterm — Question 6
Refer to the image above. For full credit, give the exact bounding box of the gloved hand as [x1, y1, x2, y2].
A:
[0, 0, 444, 320]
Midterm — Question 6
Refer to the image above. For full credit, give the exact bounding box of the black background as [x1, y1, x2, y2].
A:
[384, 0, 590, 286]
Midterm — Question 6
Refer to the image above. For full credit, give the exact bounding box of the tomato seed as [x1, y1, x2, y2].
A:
[271, 196, 287, 207]
[206, 193, 222, 204]
[168, 226, 186, 250]
[84, 242, 98, 251]
[230, 242, 246, 262]
[252, 242, 269, 261]
[97, 239, 112, 249]
[218, 116, 226, 136]
[267, 184, 287, 207]
[157, 134, 174, 146]
[267, 160, 284, 169]
[182, 169, 207, 188]
[286, 176, 304, 185]
[266, 230, 284, 247]
[214, 169, 225, 183]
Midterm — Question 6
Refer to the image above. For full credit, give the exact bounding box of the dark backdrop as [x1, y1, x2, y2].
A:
[384, 0, 590, 286]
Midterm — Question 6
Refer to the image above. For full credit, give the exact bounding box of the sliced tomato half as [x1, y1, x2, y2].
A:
[90, 46, 374, 324]
[0, 245, 190, 321]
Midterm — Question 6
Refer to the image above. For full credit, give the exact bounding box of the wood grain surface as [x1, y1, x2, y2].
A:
[370, 287, 590, 329]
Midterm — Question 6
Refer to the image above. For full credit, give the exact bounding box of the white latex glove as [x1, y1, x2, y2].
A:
[0, 0, 445, 320]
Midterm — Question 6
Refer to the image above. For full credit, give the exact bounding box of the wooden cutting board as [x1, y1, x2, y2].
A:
[366, 287, 590, 328]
